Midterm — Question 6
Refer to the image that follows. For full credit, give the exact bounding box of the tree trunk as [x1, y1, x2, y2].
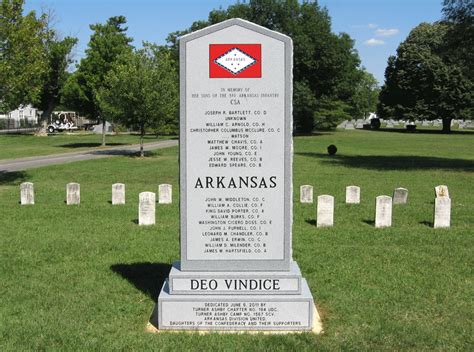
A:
[35, 100, 55, 136]
[442, 118, 452, 133]
[140, 124, 145, 157]
[101, 118, 106, 146]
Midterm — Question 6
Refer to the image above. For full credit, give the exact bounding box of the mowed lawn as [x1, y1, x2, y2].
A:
[0, 133, 175, 160]
[0, 130, 472, 351]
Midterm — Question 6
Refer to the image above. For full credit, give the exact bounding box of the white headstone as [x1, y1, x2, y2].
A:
[158, 184, 172, 204]
[139, 192, 155, 226]
[20, 182, 34, 205]
[345, 121, 355, 130]
[66, 183, 80, 205]
[434, 197, 451, 228]
[337, 120, 347, 129]
[434, 185, 449, 198]
[300, 185, 313, 203]
[112, 183, 125, 205]
[317, 195, 334, 227]
[375, 195, 392, 228]
[345, 186, 360, 204]
[392, 187, 408, 204]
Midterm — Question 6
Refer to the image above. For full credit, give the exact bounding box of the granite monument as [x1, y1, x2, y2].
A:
[157, 18, 317, 332]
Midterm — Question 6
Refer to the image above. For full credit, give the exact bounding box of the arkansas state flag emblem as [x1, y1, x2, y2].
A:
[209, 44, 262, 78]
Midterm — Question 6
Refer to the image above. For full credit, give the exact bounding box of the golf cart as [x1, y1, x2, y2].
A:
[47, 111, 79, 133]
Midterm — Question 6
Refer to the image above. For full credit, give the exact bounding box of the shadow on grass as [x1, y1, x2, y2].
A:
[370, 128, 474, 135]
[305, 219, 316, 226]
[296, 153, 474, 172]
[59, 142, 127, 148]
[419, 220, 433, 227]
[363, 219, 375, 226]
[0, 170, 27, 185]
[110, 262, 172, 302]
[293, 131, 334, 137]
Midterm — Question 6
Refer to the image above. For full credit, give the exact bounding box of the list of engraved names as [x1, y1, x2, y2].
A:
[186, 85, 285, 261]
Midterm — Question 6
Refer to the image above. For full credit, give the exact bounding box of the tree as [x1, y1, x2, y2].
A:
[38, 35, 77, 130]
[350, 69, 379, 120]
[164, 0, 362, 132]
[0, 0, 48, 113]
[377, 22, 472, 132]
[62, 16, 132, 145]
[441, 0, 473, 80]
[98, 45, 178, 157]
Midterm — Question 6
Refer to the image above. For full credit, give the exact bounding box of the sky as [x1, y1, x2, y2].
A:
[25, 0, 443, 84]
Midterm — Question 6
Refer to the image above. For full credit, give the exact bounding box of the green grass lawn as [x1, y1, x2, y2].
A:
[0, 133, 176, 160]
[0, 130, 473, 351]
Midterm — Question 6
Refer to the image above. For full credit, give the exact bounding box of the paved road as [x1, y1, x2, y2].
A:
[0, 139, 178, 172]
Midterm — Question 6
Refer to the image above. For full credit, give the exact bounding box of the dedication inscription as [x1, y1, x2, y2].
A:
[158, 18, 316, 332]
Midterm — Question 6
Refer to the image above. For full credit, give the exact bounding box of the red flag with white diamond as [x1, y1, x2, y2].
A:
[209, 44, 262, 78]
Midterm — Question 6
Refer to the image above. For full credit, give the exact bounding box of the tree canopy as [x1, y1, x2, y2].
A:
[62, 16, 132, 145]
[441, 0, 473, 81]
[377, 21, 472, 132]
[98, 45, 178, 156]
[38, 33, 77, 126]
[0, 0, 48, 113]
[165, 0, 364, 132]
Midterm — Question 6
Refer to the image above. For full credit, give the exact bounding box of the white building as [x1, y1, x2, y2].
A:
[0, 105, 40, 128]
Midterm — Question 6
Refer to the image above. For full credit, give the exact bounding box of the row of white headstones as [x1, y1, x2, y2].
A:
[19, 182, 172, 226]
[18, 182, 451, 228]
[300, 185, 451, 229]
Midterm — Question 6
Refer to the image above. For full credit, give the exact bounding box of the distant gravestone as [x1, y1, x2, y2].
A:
[345, 121, 355, 130]
[386, 122, 394, 128]
[158, 184, 172, 204]
[317, 195, 334, 227]
[66, 183, 80, 205]
[375, 195, 392, 228]
[139, 192, 155, 225]
[434, 197, 451, 228]
[337, 120, 347, 129]
[300, 185, 313, 203]
[392, 187, 408, 205]
[356, 122, 364, 129]
[112, 183, 125, 205]
[345, 186, 360, 204]
[435, 185, 449, 198]
[20, 182, 34, 205]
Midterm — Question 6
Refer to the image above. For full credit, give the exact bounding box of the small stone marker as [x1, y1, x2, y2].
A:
[345, 121, 355, 130]
[139, 192, 155, 225]
[434, 197, 451, 228]
[435, 185, 449, 198]
[66, 183, 80, 205]
[20, 182, 34, 205]
[158, 184, 172, 204]
[112, 183, 125, 205]
[300, 185, 313, 203]
[317, 195, 334, 227]
[345, 186, 360, 204]
[392, 187, 408, 204]
[375, 195, 392, 228]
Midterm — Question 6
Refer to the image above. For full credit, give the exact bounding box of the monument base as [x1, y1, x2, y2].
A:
[168, 261, 303, 295]
[157, 278, 315, 331]
[147, 302, 323, 334]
